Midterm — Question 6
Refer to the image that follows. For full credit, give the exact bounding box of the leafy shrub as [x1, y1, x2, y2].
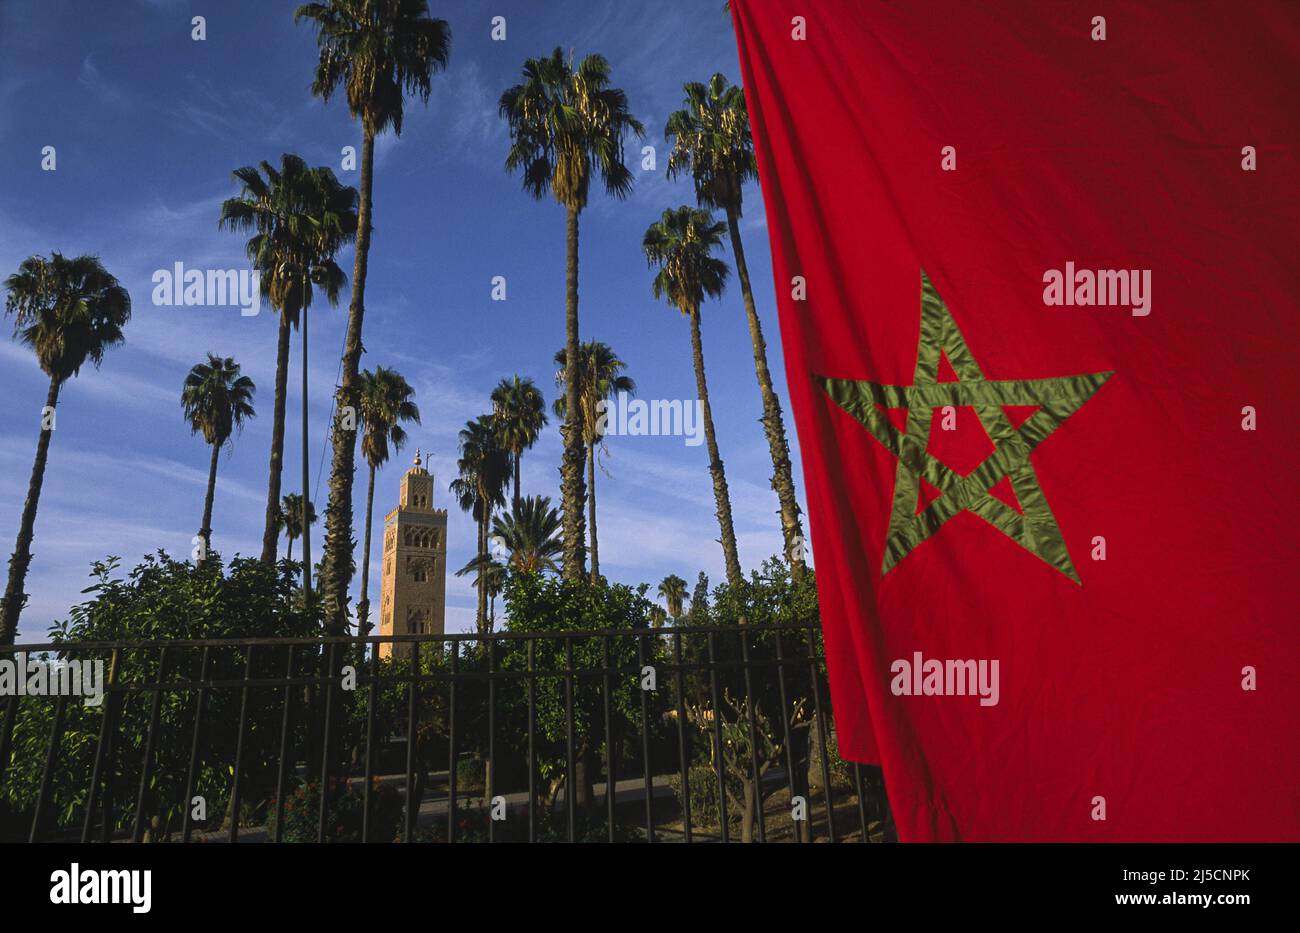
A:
[670, 762, 723, 829]
[266, 777, 403, 843]
[2, 552, 319, 841]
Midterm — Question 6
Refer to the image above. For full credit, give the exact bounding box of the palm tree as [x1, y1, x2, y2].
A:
[455, 552, 506, 628]
[666, 73, 806, 579]
[643, 206, 743, 588]
[279, 493, 317, 563]
[181, 354, 256, 560]
[219, 154, 357, 574]
[355, 366, 420, 635]
[490, 495, 563, 574]
[296, 0, 451, 634]
[552, 341, 634, 582]
[449, 416, 510, 633]
[500, 47, 644, 582]
[1, 254, 130, 643]
[490, 375, 547, 510]
[658, 573, 688, 620]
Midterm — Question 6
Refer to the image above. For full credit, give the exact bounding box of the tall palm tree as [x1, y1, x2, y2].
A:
[219, 154, 356, 575]
[500, 47, 644, 582]
[552, 341, 634, 582]
[643, 206, 743, 588]
[490, 375, 547, 510]
[296, 0, 451, 634]
[1, 254, 130, 643]
[279, 493, 317, 563]
[181, 354, 256, 560]
[355, 366, 420, 635]
[658, 573, 688, 619]
[449, 416, 510, 633]
[489, 495, 563, 574]
[666, 73, 806, 579]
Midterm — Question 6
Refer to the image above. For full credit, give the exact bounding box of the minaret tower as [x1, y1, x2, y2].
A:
[378, 449, 448, 659]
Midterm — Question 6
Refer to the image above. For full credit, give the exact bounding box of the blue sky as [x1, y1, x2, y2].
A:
[0, 0, 808, 640]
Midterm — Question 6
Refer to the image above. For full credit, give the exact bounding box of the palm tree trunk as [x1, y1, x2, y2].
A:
[320, 130, 375, 634]
[513, 451, 522, 513]
[587, 442, 599, 583]
[199, 442, 220, 562]
[476, 509, 489, 633]
[287, 535, 294, 564]
[559, 203, 587, 582]
[301, 304, 312, 602]
[726, 208, 806, 579]
[260, 312, 292, 563]
[357, 463, 377, 637]
[688, 307, 743, 588]
[1, 378, 60, 644]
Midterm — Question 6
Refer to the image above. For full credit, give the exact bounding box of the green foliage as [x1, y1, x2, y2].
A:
[669, 762, 722, 829]
[181, 353, 256, 449]
[498, 571, 662, 786]
[642, 205, 730, 317]
[266, 777, 403, 843]
[489, 496, 562, 574]
[499, 48, 645, 211]
[2, 552, 319, 840]
[708, 556, 821, 628]
[3, 252, 131, 382]
[295, 0, 452, 138]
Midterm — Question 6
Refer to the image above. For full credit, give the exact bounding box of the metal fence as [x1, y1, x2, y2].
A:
[0, 623, 894, 843]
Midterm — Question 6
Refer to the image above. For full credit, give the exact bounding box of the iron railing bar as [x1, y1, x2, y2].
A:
[99, 652, 126, 844]
[318, 642, 339, 844]
[273, 645, 295, 844]
[179, 647, 211, 844]
[672, 632, 691, 843]
[706, 632, 729, 843]
[487, 638, 496, 844]
[636, 633, 654, 843]
[447, 643, 457, 844]
[807, 651, 837, 843]
[131, 645, 169, 843]
[564, 636, 575, 843]
[1, 621, 822, 654]
[526, 639, 536, 844]
[602, 635, 615, 843]
[403, 641, 420, 843]
[81, 648, 120, 843]
[853, 762, 869, 842]
[228, 645, 255, 844]
[739, 629, 766, 843]
[29, 691, 69, 842]
[361, 646, 377, 843]
[773, 632, 801, 844]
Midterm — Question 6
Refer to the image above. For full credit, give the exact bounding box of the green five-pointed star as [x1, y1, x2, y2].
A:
[817, 270, 1113, 584]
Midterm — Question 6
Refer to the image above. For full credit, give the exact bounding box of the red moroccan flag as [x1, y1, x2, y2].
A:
[732, 0, 1299, 841]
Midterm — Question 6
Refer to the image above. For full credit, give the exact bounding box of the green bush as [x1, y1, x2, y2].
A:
[669, 762, 723, 830]
[1, 552, 319, 841]
[266, 777, 403, 843]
